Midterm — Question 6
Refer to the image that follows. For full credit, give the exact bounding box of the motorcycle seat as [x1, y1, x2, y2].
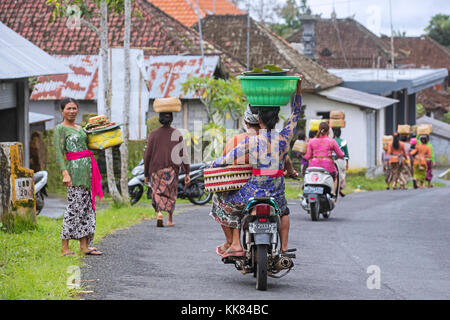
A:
[305, 167, 330, 175]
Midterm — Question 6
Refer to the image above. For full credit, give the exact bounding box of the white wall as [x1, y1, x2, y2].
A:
[98, 48, 149, 140]
[302, 93, 368, 169]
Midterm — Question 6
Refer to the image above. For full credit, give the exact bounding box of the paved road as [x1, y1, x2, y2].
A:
[82, 187, 450, 299]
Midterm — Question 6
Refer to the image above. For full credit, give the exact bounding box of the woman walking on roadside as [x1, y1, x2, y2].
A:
[386, 133, 407, 190]
[54, 98, 103, 256]
[144, 111, 190, 227]
[410, 136, 432, 189]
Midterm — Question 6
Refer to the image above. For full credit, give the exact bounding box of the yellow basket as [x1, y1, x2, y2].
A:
[87, 128, 124, 150]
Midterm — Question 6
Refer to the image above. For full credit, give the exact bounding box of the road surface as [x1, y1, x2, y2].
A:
[82, 186, 450, 299]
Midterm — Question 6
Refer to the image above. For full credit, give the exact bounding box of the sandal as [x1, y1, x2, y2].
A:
[215, 244, 229, 255]
[61, 251, 76, 256]
[156, 219, 164, 227]
[84, 249, 102, 256]
[221, 248, 245, 258]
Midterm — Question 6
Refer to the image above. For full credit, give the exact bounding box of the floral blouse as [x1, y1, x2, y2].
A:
[54, 124, 92, 188]
[211, 95, 303, 214]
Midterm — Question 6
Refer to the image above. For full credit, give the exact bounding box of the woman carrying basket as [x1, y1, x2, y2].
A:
[211, 76, 303, 257]
[54, 98, 103, 256]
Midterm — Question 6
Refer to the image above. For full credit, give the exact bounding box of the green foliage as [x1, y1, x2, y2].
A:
[146, 115, 162, 136]
[426, 14, 450, 49]
[46, 0, 126, 21]
[416, 104, 425, 117]
[0, 205, 157, 299]
[443, 111, 450, 124]
[270, 0, 311, 37]
[181, 76, 247, 123]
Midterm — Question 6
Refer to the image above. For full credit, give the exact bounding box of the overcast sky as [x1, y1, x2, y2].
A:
[241, 0, 450, 37]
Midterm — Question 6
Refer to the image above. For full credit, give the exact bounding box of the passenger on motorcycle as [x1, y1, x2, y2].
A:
[210, 107, 298, 257]
[304, 121, 344, 197]
[211, 76, 303, 256]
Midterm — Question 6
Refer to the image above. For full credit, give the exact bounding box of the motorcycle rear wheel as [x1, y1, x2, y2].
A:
[129, 185, 143, 205]
[188, 179, 212, 205]
[36, 192, 45, 215]
[256, 244, 269, 291]
[310, 202, 320, 221]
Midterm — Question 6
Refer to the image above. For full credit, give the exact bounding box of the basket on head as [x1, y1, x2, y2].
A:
[398, 124, 410, 135]
[204, 165, 253, 193]
[330, 110, 345, 120]
[292, 140, 307, 154]
[153, 97, 181, 113]
[417, 124, 432, 136]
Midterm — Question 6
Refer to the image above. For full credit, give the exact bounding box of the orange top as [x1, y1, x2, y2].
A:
[411, 144, 431, 167]
[387, 141, 407, 163]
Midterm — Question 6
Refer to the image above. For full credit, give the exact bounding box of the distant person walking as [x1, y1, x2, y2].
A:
[386, 133, 407, 190]
[54, 98, 103, 256]
[144, 112, 190, 227]
[332, 128, 349, 197]
[410, 136, 432, 189]
[417, 135, 435, 188]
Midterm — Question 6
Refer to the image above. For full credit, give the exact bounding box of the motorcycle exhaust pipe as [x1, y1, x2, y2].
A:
[274, 256, 293, 271]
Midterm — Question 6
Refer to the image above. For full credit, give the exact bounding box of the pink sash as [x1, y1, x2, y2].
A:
[66, 150, 103, 211]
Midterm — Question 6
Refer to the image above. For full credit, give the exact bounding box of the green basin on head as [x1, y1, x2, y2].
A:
[238, 75, 300, 107]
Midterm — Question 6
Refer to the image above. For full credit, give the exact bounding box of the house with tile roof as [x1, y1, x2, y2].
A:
[199, 15, 402, 169]
[379, 35, 450, 120]
[286, 17, 395, 69]
[149, 0, 244, 27]
[0, 0, 246, 136]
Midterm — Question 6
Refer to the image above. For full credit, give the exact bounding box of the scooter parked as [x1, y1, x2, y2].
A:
[34, 170, 48, 215]
[128, 160, 212, 205]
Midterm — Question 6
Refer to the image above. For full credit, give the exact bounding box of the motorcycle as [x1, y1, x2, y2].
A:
[222, 196, 296, 291]
[300, 161, 340, 221]
[128, 160, 213, 205]
[34, 170, 48, 215]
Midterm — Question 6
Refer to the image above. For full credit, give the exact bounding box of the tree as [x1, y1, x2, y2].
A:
[182, 77, 247, 160]
[269, 0, 311, 37]
[426, 14, 450, 49]
[181, 77, 247, 123]
[119, 0, 131, 203]
[47, 0, 128, 205]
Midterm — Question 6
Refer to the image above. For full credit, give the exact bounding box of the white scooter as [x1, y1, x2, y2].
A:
[300, 163, 340, 221]
[34, 170, 48, 215]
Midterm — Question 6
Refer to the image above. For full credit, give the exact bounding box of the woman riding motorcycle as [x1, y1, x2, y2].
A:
[303, 121, 344, 197]
[211, 76, 303, 256]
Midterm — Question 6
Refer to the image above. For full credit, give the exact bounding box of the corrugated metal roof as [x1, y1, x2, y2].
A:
[29, 112, 54, 124]
[30, 55, 99, 100]
[318, 86, 399, 110]
[0, 21, 70, 79]
[143, 55, 219, 99]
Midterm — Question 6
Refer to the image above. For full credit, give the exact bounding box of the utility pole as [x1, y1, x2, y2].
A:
[389, 0, 395, 68]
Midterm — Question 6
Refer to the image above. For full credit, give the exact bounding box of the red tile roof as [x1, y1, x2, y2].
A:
[200, 15, 342, 91]
[149, 0, 244, 27]
[286, 18, 395, 68]
[0, 0, 244, 75]
[380, 36, 450, 71]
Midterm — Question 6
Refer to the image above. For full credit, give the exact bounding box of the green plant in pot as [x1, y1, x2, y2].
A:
[239, 64, 300, 107]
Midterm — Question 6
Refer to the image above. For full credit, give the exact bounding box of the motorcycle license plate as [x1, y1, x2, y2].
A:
[304, 186, 324, 194]
[249, 222, 277, 234]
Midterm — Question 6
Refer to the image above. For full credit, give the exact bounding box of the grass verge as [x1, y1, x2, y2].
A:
[0, 204, 156, 300]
